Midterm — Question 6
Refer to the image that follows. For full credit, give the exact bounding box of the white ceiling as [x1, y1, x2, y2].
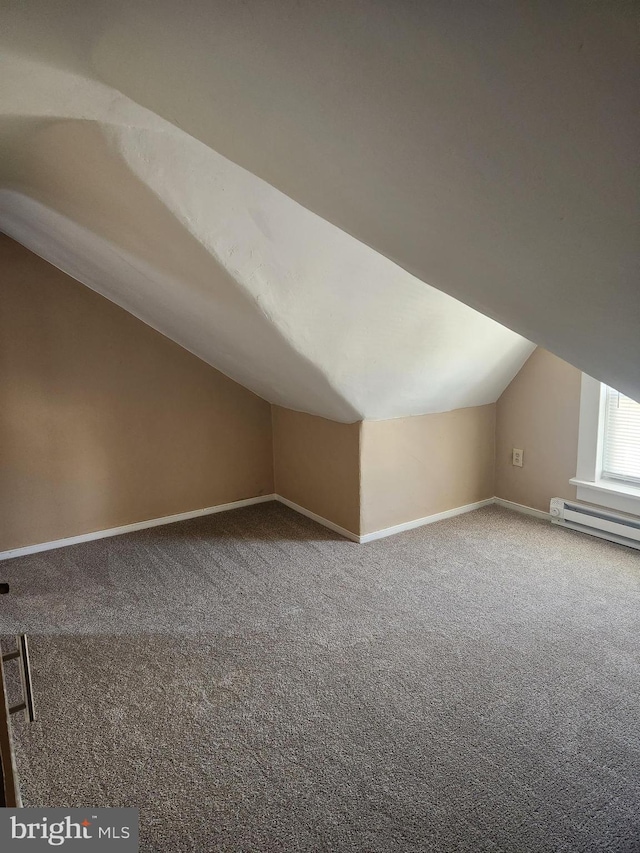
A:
[1, 1, 637, 415]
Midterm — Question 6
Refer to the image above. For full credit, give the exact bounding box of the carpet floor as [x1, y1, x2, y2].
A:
[1, 503, 639, 852]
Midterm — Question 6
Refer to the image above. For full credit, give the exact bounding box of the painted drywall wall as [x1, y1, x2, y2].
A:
[360, 406, 496, 536]
[0, 235, 273, 551]
[0, 52, 534, 422]
[495, 349, 581, 513]
[1, 1, 635, 402]
[272, 407, 361, 536]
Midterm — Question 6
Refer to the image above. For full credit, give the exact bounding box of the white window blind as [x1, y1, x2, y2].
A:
[602, 386, 640, 485]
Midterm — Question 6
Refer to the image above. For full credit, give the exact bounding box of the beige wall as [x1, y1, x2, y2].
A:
[0, 235, 274, 551]
[360, 405, 496, 535]
[495, 348, 581, 512]
[272, 407, 361, 535]
[0, 231, 586, 551]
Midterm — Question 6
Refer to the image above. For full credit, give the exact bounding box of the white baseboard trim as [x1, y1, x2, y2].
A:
[359, 498, 495, 543]
[274, 496, 360, 543]
[0, 493, 552, 560]
[493, 497, 550, 520]
[0, 495, 276, 561]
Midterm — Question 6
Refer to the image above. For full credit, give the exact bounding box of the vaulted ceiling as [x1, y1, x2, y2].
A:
[1, 1, 637, 419]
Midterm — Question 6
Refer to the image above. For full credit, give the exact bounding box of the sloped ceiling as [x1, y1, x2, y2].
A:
[1, 1, 637, 417]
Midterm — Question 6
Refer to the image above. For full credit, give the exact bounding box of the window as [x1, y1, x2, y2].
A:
[602, 386, 640, 486]
[572, 374, 640, 516]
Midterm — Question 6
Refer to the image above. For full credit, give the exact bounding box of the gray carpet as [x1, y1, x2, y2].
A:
[1, 503, 640, 852]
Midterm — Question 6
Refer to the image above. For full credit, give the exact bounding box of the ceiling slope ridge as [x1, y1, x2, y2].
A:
[107, 121, 534, 418]
[0, 47, 535, 421]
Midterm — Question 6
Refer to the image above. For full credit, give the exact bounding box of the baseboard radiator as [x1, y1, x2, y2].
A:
[550, 498, 640, 551]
